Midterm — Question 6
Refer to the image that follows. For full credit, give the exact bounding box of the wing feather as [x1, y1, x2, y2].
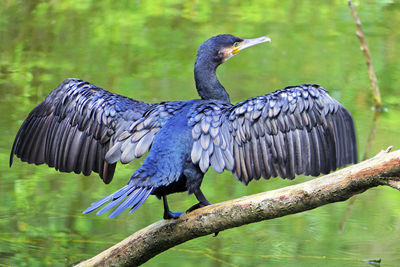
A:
[105, 101, 184, 164]
[189, 84, 358, 184]
[10, 78, 151, 183]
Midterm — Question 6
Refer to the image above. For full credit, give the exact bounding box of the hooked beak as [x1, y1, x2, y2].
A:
[232, 36, 271, 54]
[241, 36, 271, 50]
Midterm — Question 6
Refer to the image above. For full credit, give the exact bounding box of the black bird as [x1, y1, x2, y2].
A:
[10, 34, 358, 219]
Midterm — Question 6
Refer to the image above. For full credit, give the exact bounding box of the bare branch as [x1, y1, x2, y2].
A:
[341, 1, 385, 232]
[348, 0, 382, 109]
[387, 180, 400, 191]
[75, 149, 400, 267]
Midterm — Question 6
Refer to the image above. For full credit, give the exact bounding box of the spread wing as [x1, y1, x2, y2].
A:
[105, 101, 186, 164]
[190, 84, 358, 184]
[189, 101, 234, 173]
[10, 78, 151, 184]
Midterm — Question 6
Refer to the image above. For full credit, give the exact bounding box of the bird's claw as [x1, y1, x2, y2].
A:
[186, 201, 211, 213]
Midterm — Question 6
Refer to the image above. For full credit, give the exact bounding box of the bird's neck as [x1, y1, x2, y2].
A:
[194, 56, 230, 104]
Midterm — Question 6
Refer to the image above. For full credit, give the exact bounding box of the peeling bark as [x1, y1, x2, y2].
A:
[76, 149, 400, 267]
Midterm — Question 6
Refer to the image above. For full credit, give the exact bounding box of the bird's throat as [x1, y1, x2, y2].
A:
[194, 57, 230, 104]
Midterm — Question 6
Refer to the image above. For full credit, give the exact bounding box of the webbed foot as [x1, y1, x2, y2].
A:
[186, 188, 212, 213]
[162, 195, 183, 220]
[163, 210, 183, 220]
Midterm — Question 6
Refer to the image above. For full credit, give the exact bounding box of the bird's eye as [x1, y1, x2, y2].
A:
[234, 42, 239, 47]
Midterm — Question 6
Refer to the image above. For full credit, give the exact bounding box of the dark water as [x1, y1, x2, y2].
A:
[1, 1, 400, 266]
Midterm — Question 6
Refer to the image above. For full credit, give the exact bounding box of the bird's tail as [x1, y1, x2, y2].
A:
[83, 185, 153, 218]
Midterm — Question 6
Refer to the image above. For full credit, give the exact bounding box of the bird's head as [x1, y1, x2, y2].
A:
[196, 34, 271, 66]
[194, 34, 271, 103]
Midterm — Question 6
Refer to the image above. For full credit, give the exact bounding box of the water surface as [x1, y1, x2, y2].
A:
[1, 1, 400, 266]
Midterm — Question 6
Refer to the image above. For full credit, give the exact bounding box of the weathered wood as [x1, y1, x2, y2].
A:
[76, 149, 400, 267]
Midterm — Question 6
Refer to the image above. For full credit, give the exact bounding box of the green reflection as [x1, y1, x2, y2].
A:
[1, 1, 400, 266]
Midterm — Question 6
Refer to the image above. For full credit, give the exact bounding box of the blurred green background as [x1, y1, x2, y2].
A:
[1, 0, 400, 266]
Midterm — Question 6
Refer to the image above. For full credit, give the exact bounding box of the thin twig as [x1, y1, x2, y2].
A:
[340, 2, 384, 231]
[348, 0, 382, 109]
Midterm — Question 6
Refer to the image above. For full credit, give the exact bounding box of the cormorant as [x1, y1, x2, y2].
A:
[10, 34, 358, 219]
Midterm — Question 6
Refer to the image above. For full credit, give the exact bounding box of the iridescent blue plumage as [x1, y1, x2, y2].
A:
[10, 34, 358, 219]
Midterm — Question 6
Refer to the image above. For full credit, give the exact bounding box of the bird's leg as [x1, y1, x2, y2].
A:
[187, 188, 219, 237]
[162, 195, 182, 220]
[186, 188, 212, 213]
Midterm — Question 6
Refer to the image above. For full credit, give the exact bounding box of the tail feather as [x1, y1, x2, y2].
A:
[96, 187, 137, 215]
[83, 185, 152, 218]
[82, 185, 130, 214]
[109, 187, 151, 218]
[129, 189, 152, 214]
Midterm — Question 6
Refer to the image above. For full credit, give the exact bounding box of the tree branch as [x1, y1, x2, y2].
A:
[76, 149, 400, 267]
[348, 0, 382, 109]
[347, 0, 383, 161]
